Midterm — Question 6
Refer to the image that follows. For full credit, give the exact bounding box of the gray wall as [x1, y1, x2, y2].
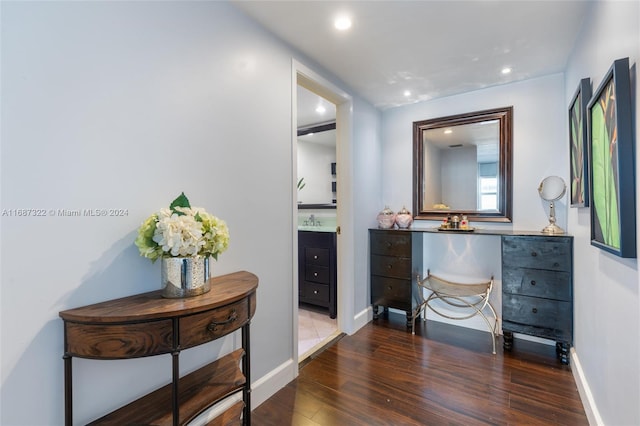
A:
[380, 1, 640, 423]
[382, 73, 568, 232]
[0, 2, 380, 424]
[564, 1, 639, 424]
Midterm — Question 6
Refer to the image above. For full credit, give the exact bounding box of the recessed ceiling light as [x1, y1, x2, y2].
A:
[315, 105, 326, 114]
[334, 16, 352, 31]
[403, 90, 411, 97]
[444, 129, 453, 134]
[501, 67, 512, 75]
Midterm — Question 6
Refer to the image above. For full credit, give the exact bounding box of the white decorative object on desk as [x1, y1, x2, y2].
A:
[376, 206, 396, 229]
[395, 206, 413, 229]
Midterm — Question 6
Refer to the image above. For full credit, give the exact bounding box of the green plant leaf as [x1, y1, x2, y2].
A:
[170, 192, 191, 215]
[570, 98, 585, 204]
[591, 100, 620, 249]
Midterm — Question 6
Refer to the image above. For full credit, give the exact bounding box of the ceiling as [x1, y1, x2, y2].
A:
[424, 119, 499, 163]
[297, 85, 336, 128]
[233, 1, 592, 111]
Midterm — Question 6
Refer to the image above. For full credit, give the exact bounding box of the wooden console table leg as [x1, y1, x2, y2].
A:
[503, 331, 514, 351]
[63, 354, 72, 426]
[405, 311, 412, 328]
[172, 350, 179, 426]
[242, 322, 251, 426]
[372, 305, 379, 320]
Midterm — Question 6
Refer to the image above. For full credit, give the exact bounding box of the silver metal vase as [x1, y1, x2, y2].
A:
[160, 256, 210, 298]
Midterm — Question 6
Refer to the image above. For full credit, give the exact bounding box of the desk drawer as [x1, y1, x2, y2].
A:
[370, 231, 411, 257]
[371, 276, 412, 311]
[301, 282, 330, 304]
[502, 294, 571, 331]
[305, 247, 330, 266]
[371, 254, 411, 279]
[305, 264, 330, 284]
[65, 320, 174, 359]
[502, 236, 571, 271]
[180, 299, 249, 349]
[503, 267, 571, 301]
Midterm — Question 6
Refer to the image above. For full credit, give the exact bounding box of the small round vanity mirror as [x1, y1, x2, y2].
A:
[538, 176, 566, 234]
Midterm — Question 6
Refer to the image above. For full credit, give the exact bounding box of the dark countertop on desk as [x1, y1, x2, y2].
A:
[370, 227, 572, 237]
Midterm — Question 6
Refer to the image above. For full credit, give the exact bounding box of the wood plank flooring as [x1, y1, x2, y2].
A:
[252, 311, 588, 425]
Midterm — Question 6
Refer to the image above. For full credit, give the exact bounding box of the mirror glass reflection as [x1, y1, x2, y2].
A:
[422, 120, 499, 211]
[413, 107, 513, 222]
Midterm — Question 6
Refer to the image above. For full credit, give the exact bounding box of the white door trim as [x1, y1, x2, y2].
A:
[292, 59, 355, 376]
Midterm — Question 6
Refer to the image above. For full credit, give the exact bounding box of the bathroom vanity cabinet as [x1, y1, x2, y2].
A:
[298, 230, 337, 318]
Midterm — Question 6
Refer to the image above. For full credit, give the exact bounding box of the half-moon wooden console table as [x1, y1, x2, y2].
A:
[59, 270, 258, 426]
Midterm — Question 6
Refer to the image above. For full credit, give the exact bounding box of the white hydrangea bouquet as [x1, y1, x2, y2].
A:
[135, 193, 229, 262]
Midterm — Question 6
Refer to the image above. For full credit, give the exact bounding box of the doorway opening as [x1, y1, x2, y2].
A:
[293, 61, 354, 372]
[296, 83, 340, 362]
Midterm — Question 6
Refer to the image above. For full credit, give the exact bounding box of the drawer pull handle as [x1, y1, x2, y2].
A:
[553, 262, 559, 267]
[314, 255, 318, 260]
[532, 308, 538, 314]
[530, 280, 536, 286]
[314, 272, 318, 277]
[387, 242, 392, 248]
[313, 290, 319, 294]
[387, 286, 393, 290]
[207, 309, 238, 333]
[531, 251, 537, 257]
[387, 264, 393, 269]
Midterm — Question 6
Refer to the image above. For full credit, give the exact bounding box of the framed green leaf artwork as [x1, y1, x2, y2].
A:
[588, 57, 636, 258]
[569, 78, 591, 207]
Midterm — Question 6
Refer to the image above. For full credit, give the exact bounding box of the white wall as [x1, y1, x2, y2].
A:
[382, 73, 568, 232]
[441, 146, 478, 209]
[351, 97, 383, 321]
[297, 139, 336, 204]
[0, 2, 380, 424]
[424, 140, 443, 208]
[564, 1, 639, 424]
[381, 2, 640, 423]
[383, 72, 577, 322]
[381, 74, 567, 332]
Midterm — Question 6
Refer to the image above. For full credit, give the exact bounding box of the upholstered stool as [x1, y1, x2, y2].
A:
[411, 271, 498, 354]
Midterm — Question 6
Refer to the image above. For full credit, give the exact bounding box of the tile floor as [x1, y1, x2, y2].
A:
[298, 304, 338, 361]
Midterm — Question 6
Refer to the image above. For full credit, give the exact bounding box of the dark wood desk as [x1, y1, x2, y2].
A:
[369, 228, 573, 364]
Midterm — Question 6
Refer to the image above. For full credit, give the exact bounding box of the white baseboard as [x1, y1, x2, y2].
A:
[249, 357, 296, 410]
[250, 308, 370, 413]
[353, 306, 372, 333]
[571, 348, 603, 426]
[188, 357, 297, 425]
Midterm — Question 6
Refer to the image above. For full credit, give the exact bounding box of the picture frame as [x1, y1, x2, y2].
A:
[588, 57, 636, 258]
[569, 78, 591, 207]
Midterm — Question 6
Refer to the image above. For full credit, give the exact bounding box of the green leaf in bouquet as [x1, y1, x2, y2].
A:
[170, 192, 191, 215]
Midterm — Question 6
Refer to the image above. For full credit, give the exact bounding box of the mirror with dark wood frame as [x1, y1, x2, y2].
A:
[413, 106, 513, 222]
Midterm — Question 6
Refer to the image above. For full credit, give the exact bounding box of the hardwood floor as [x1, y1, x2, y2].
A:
[252, 311, 588, 426]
